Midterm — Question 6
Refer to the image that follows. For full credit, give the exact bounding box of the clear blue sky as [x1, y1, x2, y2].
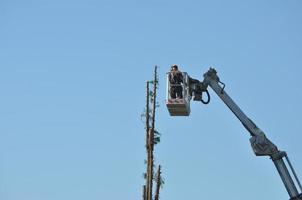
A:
[1, 0, 302, 200]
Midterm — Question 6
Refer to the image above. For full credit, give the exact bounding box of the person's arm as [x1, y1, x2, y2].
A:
[179, 72, 183, 83]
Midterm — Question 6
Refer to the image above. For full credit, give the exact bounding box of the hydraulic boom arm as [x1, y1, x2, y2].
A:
[194, 68, 302, 200]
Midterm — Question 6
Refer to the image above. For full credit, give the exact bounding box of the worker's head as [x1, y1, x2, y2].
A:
[171, 64, 178, 71]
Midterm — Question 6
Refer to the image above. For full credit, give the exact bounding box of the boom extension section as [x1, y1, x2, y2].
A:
[190, 68, 302, 200]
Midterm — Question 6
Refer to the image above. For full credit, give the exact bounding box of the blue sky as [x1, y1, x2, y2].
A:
[0, 0, 302, 200]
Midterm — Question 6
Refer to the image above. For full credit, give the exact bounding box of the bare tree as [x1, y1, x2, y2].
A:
[142, 66, 163, 200]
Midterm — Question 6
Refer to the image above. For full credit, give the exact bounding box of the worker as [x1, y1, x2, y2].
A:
[169, 64, 183, 99]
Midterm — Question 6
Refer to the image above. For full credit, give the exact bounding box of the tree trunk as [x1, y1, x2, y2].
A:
[145, 82, 151, 200]
[142, 66, 161, 200]
[148, 129, 154, 200]
[148, 66, 157, 200]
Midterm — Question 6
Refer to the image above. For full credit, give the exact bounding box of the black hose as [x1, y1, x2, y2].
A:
[201, 90, 210, 104]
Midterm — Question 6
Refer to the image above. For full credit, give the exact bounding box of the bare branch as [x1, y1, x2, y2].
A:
[154, 165, 162, 200]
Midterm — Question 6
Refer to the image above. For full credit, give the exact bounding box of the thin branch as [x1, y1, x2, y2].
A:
[154, 165, 162, 200]
[143, 185, 146, 200]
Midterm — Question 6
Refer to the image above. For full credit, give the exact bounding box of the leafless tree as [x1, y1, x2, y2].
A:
[142, 66, 163, 200]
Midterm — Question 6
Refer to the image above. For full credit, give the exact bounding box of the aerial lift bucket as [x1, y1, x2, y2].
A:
[166, 72, 191, 116]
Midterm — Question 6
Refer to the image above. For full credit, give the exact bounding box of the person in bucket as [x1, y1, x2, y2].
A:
[168, 64, 183, 99]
